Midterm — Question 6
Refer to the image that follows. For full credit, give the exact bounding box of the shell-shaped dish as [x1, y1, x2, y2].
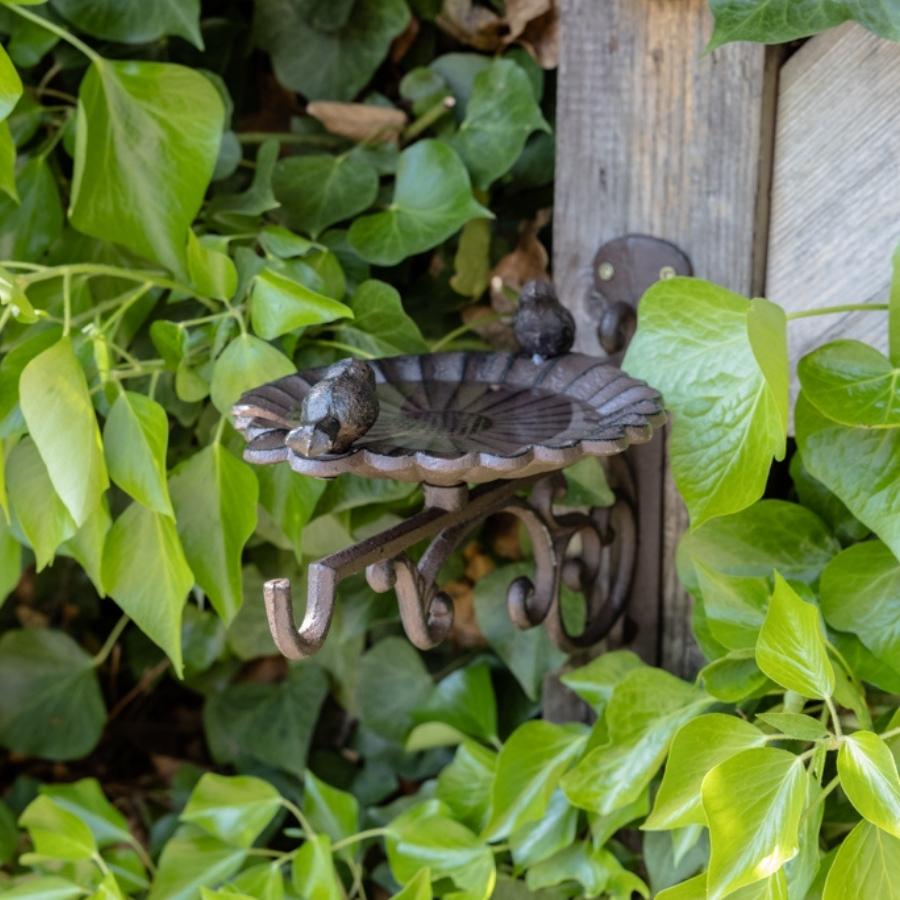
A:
[232, 351, 666, 486]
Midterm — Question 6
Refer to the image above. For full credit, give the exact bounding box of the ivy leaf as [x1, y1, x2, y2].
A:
[256, 465, 325, 559]
[820, 540, 900, 675]
[348, 139, 491, 266]
[412, 661, 497, 744]
[19, 337, 107, 527]
[19, 795, 97, 862]
[103, 391, 173, 517]
[0, 43, 22, 121]
[754, 712, 829, 742]
[0, 156, 62, 261]
[708, 0, 900, 49]
[560, 650, 644, 715]
[700, 650, 771, 702]
[148, 826, 246, 900]
[789, 452, 869, 545]
[60, 498, 110, 596]
[0, 122, 15, 202]
[694, 563, 768, 651]
[304, 770, 359, 846]
[0, 514, 20, 604]
[702, 748, 810, 899]
[392, 869, 432, 900]
[645, 714, 767, 831]
[436, 741, 496, 833]
[452, 59, 549, 189]
[186, 232, 237, 302]
[624, 281, 788, 526]
[272, 153, 379, 238]
[50, 0, 202, 47]
[0, 629, 104, 760]
[102, 502, 193, 675]
[335, 280, 428, 357]
[798, 340, 900, 429]
[837, 731, 900, 837]
[72, 60, 224, 277]
[484, 720, 587, 840]
[182, 774, 282, 848]
[249, 267, 353, 340]
[41, 778, 131, 848]
[292, 834, 343, 899]
[209, 334, 295, 414]
[796, 392, 900, 561]
[169, 444, 257, 626]
[254, 0, 410, 101]
[0, 876, 85, 899]
[450, 218, 491, 298]
[823, 820, 900, 900]
[755, 573, 835, 699]
[891, 246, 900, 368]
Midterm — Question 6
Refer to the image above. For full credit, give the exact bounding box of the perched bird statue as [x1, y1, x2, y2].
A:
[514, 279, 576, 362]
[285, 359, 379, 457]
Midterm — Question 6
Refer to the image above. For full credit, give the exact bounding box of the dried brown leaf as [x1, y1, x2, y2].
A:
[306, 101, 408, 144]
[436, 0, 507, 51]
[490, 210, 551, 313]
[517, 0, 560, 69]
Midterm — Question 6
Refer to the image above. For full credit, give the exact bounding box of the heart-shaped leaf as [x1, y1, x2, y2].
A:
[148, 826, 246, 900]
[838, 731, 900, 837]
[303, 770, 360, 846]
[823, 821, 900, 900]
[0, 156, 62, 261]
[413, 662, 497, 745]
[335, 280, 428, 357]
[348, 139, 491, 266]
[292, 834, 343, 899]
[0, 43, 22, 121]
[210, 334, 295, 414]
[436, 741, 496, 834]
[182, 774, 282, 848]
[19, 795, 97, 862]
[41, 778, 132, 848]
[50, 0, 202, 47]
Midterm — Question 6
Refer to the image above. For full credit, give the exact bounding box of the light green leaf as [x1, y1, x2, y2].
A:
[148, 825, 246, 900]
[102, 502, 193, 675]
[560, 668, 714, 816]
[755, 572, 835, 699]
[60, 497, 110, 596]
[560, 649, 644, 714]
[0, 876, 84, 899]
[50, 0, 202, 47]
[392, 869, 432, 900]
[272, 153, 379, 238]
[210, 334, 295, 414]
[20, 337, 108, 527]
[19, 795, 96, 861]
[0, 43, 22, 121]
[708, 0, 900, 49]
[796, 392, 900, 561]
[450, 218, 491, 298]
[72, 60, 224, 277]
[823, 820, 900, 900]
[525, 841, 613, 897]
[412, 661, 496, 744]
[0, 156, 62, 260]
[435, 740, 496, 833]
[589, 788, 650, 849]
[0, 628, 104, 760]
[754, 712, 829, 742]
[694, 563, 768, 650]
[187, 232, 238, 302]
[838, 731, 900, 837]
[820, 540, 900, 673]
[560, 455, 615, 508]
[703, 748, 809, 899]
[255, 0, 410, 101]
[182, 774, 282, 848]
[348, 139, 491, 266]
[41, 778, 131, 848]
[699, 649, 772, 702]
[645, 714, 767, 830]
[103, 391, 173, 517]
[452, 59, 549, 189]
[304, 770, 359, 847]
[335, 280, 428, 357]
[0, 122, 16, 202]
[258, 224, 315, 259]
[891, 246, 900, 368]
[250, 267, 352, 340]
[7, 438, 75, 569]
[798, 340, 900, 428]
[0, 513, 20, 604]
[623, 279, 787, 526]
[228, 862, 285, 900]
[292, 834, 342, 900]
[485, 720, 588, 840]
[256, 465, 324, 560]
[169, 443, 257, 625]
[510, 789, 578, 869]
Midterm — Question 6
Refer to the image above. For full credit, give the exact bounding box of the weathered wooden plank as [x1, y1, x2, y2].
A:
[553, 0, 778, 673]
[766, 23, 900, 415]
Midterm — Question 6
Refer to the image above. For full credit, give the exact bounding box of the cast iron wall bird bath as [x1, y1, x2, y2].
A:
[232, 280, 666, 660]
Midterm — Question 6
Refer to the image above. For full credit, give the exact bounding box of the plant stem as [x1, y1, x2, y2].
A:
[4, 3, 102, 64]
[280, 798, 316, 839]
[430, 314, 500, 352]
[93, 615, 129, 667]
[879, 725, 900, 741]
[62, 271, 72, 336]
[786, 303, 889, 321]
[312, 339, 376, 360]
[825, 696, 843, 738]
[331, 828, 391, 852]
[237, 131, 343, 148]
[403, 96, 456, 142]
[21, 263, 193, 295]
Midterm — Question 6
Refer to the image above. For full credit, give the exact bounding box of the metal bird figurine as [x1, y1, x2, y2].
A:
[514, 279, 576, 362]
[285, 359, 379, 457]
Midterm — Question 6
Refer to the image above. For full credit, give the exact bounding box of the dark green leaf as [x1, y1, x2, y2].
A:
[209, 334, 295, 414]
[250, 267, 352, 340]
[0, 629, 104, 760]
[823, 821, 900, 900]
[50, 0, 202, 47]
[348, 139, 491, 266]
[208, 139, 280, 218]
[182, 774, 282, 848]
[412, 661, 496, 744]
[19, 795, 96, 861]
[0, 156, 62, 261]
[148, 825, 246, 900]
[560, 456, 614, 509]
[335, 280, 428, 357]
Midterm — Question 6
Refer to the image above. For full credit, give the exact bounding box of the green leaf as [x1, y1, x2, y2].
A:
[392, 869, 432, 900]
[560, 668, 713, 816]
[820, 540, 900, 673]
[210, 334, 295, 414]
[204, 664, 329, 779]
[148, 826, 246, 900]
[0, 627, 105, 760]
[525, 841, 614, 896]
[891, 246, 900, 368]
[798, 340, 900, 429]
[20, 337, 108, 527]
[228, 862, 285, 900]
[0, 122, 16, 201]
[0, 156, 62, 261]
[560, 649, 644, 714]
[450, 218, 491, 298]
[708, 0, 900, 49]
[484, 720, 588, 840]
[694, 563, 768, 650]
[755, 573, 835, 699]
[703, 748, 810, 899]
[19, 795, 96, 861]
[209, 139, 280, 218]
[435, 740, 496, 833]
[292, 833, 342, 899]
[102, 502, 193, 675]
[0, 43, 22, 122]
[837, 731, 900, 837]
[824, 820, 900, 900]
[412, 661, 497, 743]
[60, 497, 110, 596]
[250, 267, 352, 340]
[272, 153, 379, 238]
[645, 713, 767, 830]
[754, 712, 829, 742]
[182, 774, 282, 848]
[304, 770, 359, 846]
[510, 789, 578, 869]
[348, 139, 491, 266]
[254, 0, 410, 101]
[451, 59, 549, 189]
[0, 877, 85, 900]
[560, 456, 615, 508]
[187, 232, 238, 302]
[796, 392, 900, 561]
[0, 512, 20, 604]
[169, 443, 257, 625]
[623, 280, 787, 526]
[41, 778, 131, 848]
[50, 0, 202, 47]
[589, 788, 650, 849]
[72, 60, 224, 277]
[356, 637, 434, 744]
[103, 391, 173, 517]
[699, 649, 772, 702]
[335, 280, 428, 357]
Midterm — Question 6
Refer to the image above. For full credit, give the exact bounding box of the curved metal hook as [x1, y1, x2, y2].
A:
[263, 563, 336, 660]
[502, 499, 559, 629]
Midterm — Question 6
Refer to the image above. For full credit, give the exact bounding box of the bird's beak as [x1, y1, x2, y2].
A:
[285, 424, 333, 458]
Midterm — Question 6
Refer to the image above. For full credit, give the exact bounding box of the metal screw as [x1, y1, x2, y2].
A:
[659, 265, 676, 280]
[598, 261, 615, 281]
